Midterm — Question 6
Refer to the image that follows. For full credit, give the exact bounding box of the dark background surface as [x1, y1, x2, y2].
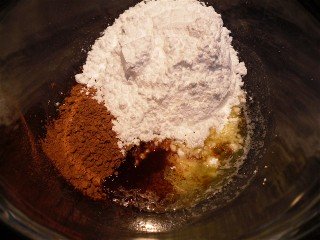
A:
[0, 0, 319, 239]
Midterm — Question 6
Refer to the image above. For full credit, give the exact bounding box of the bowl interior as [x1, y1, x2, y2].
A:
[0, 0, 319, 239]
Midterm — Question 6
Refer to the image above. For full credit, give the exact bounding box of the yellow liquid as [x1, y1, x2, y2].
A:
[164, 106, 248, 209]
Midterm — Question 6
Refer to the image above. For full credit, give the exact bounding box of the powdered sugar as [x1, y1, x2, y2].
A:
[76, 0, 247, 149]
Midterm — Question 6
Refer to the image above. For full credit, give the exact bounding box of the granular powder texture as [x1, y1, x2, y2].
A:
[76, 0, 247, 149]
[42, 84, 123, 200]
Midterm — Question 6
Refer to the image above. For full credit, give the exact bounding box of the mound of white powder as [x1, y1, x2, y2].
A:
[76, 0, 247, 149]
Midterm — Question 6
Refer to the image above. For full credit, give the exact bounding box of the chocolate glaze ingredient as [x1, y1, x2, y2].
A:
[76, 0, 247, 150]
[41, 84, 123, 200]
[104, 140, 176, 210]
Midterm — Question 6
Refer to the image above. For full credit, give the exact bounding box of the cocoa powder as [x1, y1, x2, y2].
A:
[41, 84, 123, 200]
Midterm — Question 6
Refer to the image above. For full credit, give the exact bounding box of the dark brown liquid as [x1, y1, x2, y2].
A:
[103, 141, 175, 206]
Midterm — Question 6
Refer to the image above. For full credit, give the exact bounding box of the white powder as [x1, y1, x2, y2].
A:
[76, 0, 247, 149]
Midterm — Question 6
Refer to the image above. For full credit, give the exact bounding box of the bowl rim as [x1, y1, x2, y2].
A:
[0, 182, 319, 240]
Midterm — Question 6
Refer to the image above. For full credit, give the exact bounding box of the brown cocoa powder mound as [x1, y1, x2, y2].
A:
[41, 84, 123, 200]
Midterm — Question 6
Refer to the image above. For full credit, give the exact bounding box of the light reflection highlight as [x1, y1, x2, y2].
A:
[290, 193, 304, 207]
[133, 218, 165, 233]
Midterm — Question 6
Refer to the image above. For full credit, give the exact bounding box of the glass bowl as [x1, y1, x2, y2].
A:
[0, 0, 319, 239]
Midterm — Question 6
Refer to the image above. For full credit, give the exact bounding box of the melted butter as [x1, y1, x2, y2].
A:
[163, 106, 247, 209]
